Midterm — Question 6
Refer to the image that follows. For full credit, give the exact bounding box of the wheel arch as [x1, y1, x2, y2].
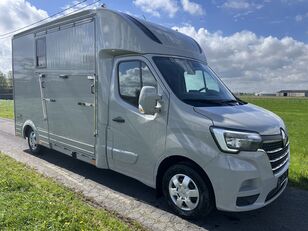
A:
[22, 120, 38, 138]
[155, 155, 216, 205]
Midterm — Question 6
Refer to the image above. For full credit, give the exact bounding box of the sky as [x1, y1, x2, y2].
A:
[0, 0, 308, 93]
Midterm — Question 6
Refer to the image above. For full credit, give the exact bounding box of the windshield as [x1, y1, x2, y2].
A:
[153, 57, 239, 107]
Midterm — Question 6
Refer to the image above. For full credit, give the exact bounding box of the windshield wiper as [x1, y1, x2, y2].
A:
[219, 99, 239, 105]
[182, 99, 229, 105]
[232, 94, 248, 105]
[182, 98, 241, 106]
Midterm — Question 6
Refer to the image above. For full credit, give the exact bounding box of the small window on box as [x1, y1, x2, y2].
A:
[36, 37, 46, 68]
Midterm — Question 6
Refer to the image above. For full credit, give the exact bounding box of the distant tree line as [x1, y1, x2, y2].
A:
[0, 71, 13, 99]
[0, 71, 13, 89]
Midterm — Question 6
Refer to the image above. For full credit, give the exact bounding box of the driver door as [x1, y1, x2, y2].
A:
[107, 56, 169, 186]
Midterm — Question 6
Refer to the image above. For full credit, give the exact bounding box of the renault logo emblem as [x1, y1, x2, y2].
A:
[281, 129, 288, 147]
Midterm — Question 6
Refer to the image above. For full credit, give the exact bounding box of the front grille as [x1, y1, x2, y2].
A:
[262, 140, 283, 152]
[261, 139, 289, 174]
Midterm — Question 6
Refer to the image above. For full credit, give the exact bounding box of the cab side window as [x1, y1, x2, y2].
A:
[118, 60, 157, 107]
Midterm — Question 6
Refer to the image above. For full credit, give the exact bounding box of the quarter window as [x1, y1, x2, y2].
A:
[36, 37, 46, 68]
[118, 61, 157, 107]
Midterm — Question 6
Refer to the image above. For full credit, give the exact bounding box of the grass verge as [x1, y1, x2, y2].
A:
[0, 152, 145, 230]
[0, 100, 14, 119]
[241, 97, 308, 190]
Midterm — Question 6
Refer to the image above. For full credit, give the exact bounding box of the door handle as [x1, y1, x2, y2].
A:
[112, 116, 125, 123]
[91, 84, 95, 94]
[59, 74, 69, 79]
[44, 98, 56, 102]
[77, 102, 94, 107]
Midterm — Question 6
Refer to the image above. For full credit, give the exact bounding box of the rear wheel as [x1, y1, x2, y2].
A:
[162, 163, 213, 219]
[27, 129, 42, 155]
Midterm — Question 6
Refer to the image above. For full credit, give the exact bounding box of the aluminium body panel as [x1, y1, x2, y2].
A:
[13, 15, 99, 162]
[13, 33, 49, 144]
[95, 9, 206, 62]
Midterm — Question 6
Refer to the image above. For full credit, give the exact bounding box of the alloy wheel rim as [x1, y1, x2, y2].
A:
[29, 131, 37, 150]
[168, 174, 200, 211]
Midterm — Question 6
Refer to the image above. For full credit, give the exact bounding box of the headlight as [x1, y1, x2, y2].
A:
[210, 127, 262, 153]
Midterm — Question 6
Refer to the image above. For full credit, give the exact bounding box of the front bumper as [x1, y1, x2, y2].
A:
[205, 147, 290, 212]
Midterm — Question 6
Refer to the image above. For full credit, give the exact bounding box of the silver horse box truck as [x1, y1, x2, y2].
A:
[13, 8, 290, 218]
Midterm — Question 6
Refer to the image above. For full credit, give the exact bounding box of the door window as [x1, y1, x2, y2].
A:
[118, 60, 157, 107]
[142, 62, 157, 88]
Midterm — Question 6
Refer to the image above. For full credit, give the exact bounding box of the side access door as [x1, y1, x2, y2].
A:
[44, 72, 96, 160]
[41, 19, 97, 162]
[107, 56, 169, 186]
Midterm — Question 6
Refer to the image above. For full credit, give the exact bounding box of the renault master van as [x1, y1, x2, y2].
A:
[13, 8, 289, 218]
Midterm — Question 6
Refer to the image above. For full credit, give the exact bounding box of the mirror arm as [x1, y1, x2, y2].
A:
[154, 95, 163, 113]
[154, 104, 162, 113]
[156, 95, 163, 101]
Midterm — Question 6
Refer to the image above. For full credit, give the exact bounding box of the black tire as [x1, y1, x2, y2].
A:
[27, 128, 42, 155]
[162, 163, 214, 219]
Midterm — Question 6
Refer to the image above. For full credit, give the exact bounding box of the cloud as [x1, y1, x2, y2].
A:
[295, 15, 303, 22]
[133, 0, 179, 17]
[221, 0, 265, 20]
[295, 12, 308, 22]
[222, 0, 263, 10]
[0, 0, 48, 74]
[281, 0, 306, 4]
[172, 25, 308, 92]
[181, 0, 204, 15]
[134, 0, 204, 17]
[0, 0, 102, 74]
[60, 0, 100, 16]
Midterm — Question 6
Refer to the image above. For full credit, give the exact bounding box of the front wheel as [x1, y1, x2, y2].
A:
[27, 129, 42, 155]
[162, 163, 213, 219]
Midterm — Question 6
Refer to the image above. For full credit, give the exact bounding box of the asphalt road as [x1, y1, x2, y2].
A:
[0, 118, 307, 231]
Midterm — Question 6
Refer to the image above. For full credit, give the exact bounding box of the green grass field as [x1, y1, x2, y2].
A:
[0, 152, 144, 230]
[241, 96, 308, 190]
[0, 100, 14, 119]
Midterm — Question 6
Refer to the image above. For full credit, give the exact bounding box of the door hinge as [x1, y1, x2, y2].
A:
[87, 75, 95, 80]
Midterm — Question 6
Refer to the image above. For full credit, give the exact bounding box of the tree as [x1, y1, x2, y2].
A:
[6, 71, 13, 88]
[0, 71, 7, 89]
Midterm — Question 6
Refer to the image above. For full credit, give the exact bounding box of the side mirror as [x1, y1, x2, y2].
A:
[138, 86, 161, 115]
